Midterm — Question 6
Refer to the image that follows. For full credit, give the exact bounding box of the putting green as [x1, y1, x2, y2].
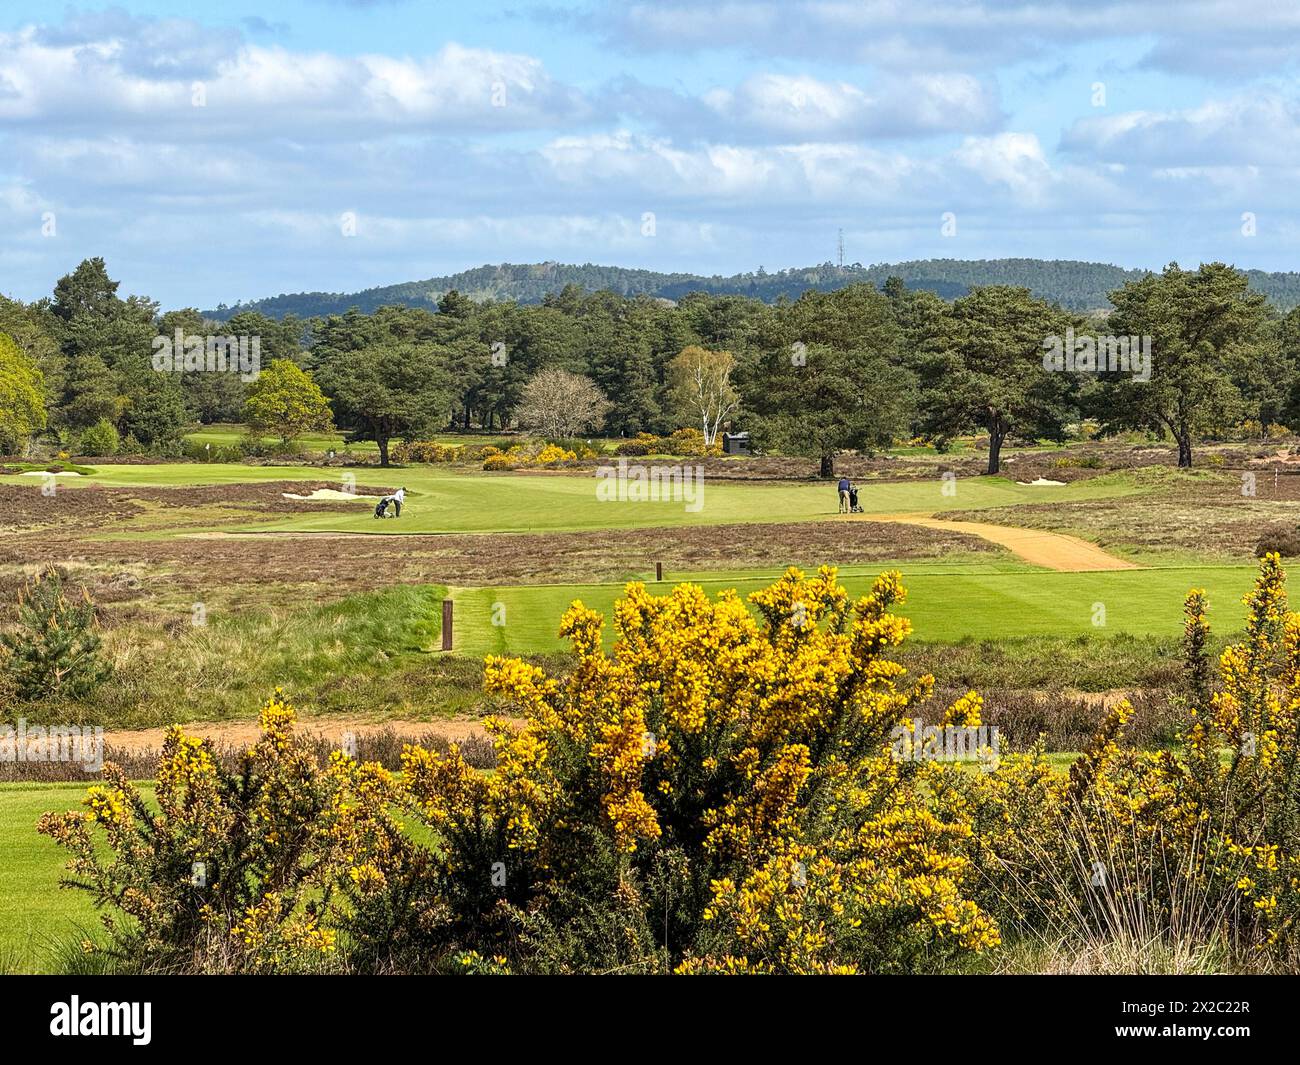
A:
[443, 564, 1259, 656]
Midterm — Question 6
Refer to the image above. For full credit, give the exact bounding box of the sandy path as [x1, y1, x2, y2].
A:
[862, 513, 1139, 572]
[101, 717, 503, 753]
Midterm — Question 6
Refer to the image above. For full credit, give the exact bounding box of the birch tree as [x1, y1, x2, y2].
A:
[668, 345, 738, 446]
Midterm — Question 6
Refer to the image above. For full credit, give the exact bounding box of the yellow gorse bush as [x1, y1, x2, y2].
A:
[39, 691, 411, 973]
[479, 441, 579, 470]
[402, 565, 998, 973]
[391, 440, 464, 464]
[935, 554, 1300, 967]
[47, 560, 1300, 973]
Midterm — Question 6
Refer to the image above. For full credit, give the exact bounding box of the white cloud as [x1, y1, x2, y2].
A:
[1062, 94, 1300, 168]
[537, 130, 923, 203]
[0, 29, 595, 136]
[6, 4, 1300, 306]
[577, 0, 1300, 76]
[697, 72, 1001, 139]
[953, 132, 1054, 201]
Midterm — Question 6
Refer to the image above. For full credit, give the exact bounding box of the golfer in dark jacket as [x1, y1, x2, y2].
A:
[837, 476, 851, 513]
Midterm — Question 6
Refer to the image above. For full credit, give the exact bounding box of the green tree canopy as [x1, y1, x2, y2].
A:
[119, 367, 188, 454]
[746, 343, 914, 476]
[44, 258, 158, 441]
[740, 283, 912, 475]
[915, 286, 1075, 474]
[316, 342, 450, 466]
[244, 359, 333, 443]
[0, 331, 48, 454]
[1097, 262, 1269, 467]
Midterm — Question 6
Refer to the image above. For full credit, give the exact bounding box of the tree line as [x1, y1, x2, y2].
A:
[0, 256, 1293, 472]
[205, 257, 1300, 320]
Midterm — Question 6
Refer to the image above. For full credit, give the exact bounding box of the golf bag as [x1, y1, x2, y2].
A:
[374, 498, 390, 518]
[849, 487, 863, 514]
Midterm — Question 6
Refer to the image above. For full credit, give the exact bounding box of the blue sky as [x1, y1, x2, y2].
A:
[2, 1, 1298, 308]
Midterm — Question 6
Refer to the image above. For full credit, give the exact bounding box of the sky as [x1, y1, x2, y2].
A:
[1, 1, 1298, 309]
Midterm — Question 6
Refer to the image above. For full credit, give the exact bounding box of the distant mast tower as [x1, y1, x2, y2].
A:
[837, 228, 845, 270]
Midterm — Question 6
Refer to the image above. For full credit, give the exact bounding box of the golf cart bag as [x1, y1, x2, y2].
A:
[374, 497, 390, 519]
[849, 486, 863, 514]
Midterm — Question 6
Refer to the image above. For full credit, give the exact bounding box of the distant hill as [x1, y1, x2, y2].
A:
[203, 258, 1300, 320]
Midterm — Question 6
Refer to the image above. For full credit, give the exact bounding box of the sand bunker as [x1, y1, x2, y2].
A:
[19, 470, 83, 477]
[1016, 477, 1067, 486]
[282, 488, 379, 501]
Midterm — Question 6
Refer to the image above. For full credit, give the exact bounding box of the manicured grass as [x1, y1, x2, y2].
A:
[245, 469, 1154, 536]
[25, 464, 1155, 536]
[445, 564, 1258, 656]
[0, 782, 155, 974]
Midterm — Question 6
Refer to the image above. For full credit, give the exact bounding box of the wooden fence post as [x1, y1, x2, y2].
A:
[441, 599, 453, 651]
[655, 562, 663, 582]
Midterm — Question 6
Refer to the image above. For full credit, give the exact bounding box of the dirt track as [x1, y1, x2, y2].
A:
[863, 514, 1140, 572]
[100, 716, 503, 753]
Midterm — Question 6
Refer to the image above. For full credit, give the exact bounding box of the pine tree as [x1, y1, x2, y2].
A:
[2, 568, 110, 701]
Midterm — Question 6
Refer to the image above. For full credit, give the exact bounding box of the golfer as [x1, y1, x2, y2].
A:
[837, 475, 851, 514]
[390, 486, 406, 518]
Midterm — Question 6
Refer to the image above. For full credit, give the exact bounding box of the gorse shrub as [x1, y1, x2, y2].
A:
[392, 441, 464, 464]
[399, 566, 998, 973]
[480, 441, 577, 470]
[533, 443, 576, 466]
[42, 559, 1300, 973]
[934, 553, 1300, 970]
[2, 567, 110, 702]
[613, 429, 721, 458]
[665, 427, 706, 455]
[38, 693, 413, 973]
[615, 432, 660, 456]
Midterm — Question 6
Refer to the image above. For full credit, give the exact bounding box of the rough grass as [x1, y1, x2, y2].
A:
[7, 585, 459, 729]
[901, 632, 1221, 691]
[16, 560, 1234, 729]
[985, 936, 1232, 975]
